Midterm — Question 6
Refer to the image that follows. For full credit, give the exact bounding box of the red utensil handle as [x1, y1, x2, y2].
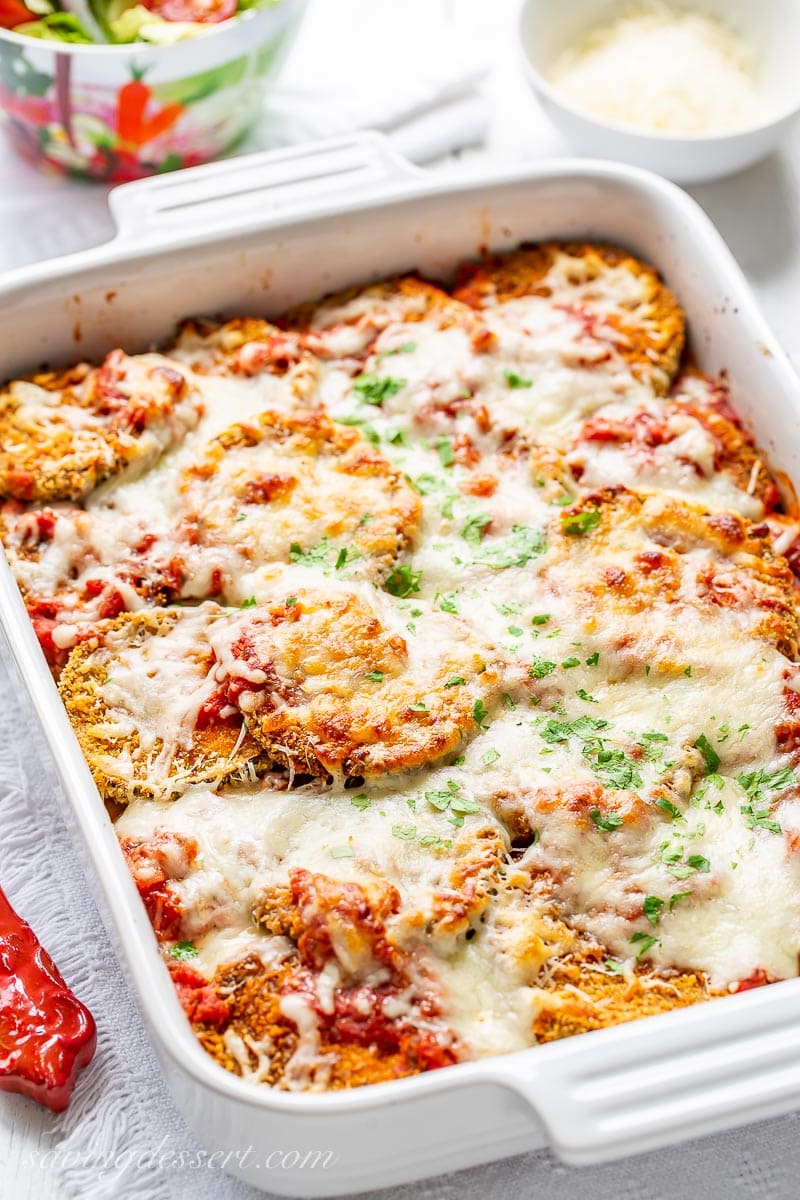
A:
[0, 887, 96, 1112]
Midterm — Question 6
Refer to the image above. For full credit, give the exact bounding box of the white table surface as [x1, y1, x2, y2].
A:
[4, 2, 800, 1197]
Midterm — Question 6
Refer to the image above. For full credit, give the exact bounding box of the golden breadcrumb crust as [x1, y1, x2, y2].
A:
[532, 949, 714, 1041]
[548, 486, 799, 660]
[179, 408, 421, 583]
[209, 589, 505, 778]
[283, 275, 494, 357]
[58, 607, 266, 803]
[0, 350, 198, 503]
[168, 317, 319, 403]
[197, 956, 431, 1090]
[452, 241, 685, 393]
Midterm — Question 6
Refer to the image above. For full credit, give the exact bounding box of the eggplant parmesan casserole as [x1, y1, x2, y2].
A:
[5, 242, 800, 1090]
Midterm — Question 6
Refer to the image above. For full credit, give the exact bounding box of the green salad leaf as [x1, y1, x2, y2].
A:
[17, 12, 94, 41]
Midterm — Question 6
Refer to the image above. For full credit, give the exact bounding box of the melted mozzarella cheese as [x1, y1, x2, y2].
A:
[6, 248, 797, 1084]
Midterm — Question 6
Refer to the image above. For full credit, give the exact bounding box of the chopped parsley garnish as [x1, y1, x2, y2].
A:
[630, 932, 659, 959]
[655, 797, 683, 821]
[385, 565, 422, 598]
[425, 780, 479, 820]
[482, 748, 501, 766]
[336, 415, 381, 444]
[377, 341, 416, 359]
[365, 671, 383, 683]
[504, 370, 533, 389]
[436, 591, 459, 614]
[350, 794, 370, 811]
[170, 941, 198, 961]
[289, 538, 334, 567]
[502, 692, 517, 711]
[561, 508, 601, 536]
[530, 657, 557, 679]
[472, 525, 546, 569]
[642, 895, 664, 926]
[335, 547, 348, 570]
[605, 958, 625, 974]
[444, 675, 465, 688]
[507, 625, 524, 638]
[590, 809, 623, 832]
[587, 745, 642, 790]
[409, 701, 429, 713]
[419, 833, 451, 849]
[435, 437, 455, 467]
[285, 596, 297, 607]
[331, 845, 355, 859]
[473, 699, 490, 729]
[392, 824, 417, 841]
[684, 666, 692, 677]
[540, 716, 610, 745]
[735, 767, 794, 836]
[669, 891, 692, 910]
[497, 601, 522, 616]
[561, 656, 581, 669]
[576, 689, 597, 703]
[461, 512, 492, 545]
[353, 373, 406, 405]
[539, 716, 639, 791]
[531, 614, 550, 626]
[737, 765, 796, 802]
[585, 651, 600, 667]
[660, 843, 709, 879]
[241, 596, 257, 609]
[410, 473, 439, 495]
[742, 808, 782, 835]
[694, 733, 720, 775]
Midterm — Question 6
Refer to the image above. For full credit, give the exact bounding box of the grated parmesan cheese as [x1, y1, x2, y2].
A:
[548, 2, 764, 135]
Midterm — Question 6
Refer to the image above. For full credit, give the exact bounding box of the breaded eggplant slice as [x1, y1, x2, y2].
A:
[568, 369, 784, 521]
[59, 604, 266, 803]
[282, 275, 494, 362]
[546, 486, 800, 660]
[167, 316, 314, 382]
[1, 500, 199, 671]
[452, 242, 685, 394]
[531, 947, 714, 1041]
[0, 350, 201, 503]
[208, 586, 506, 779]
[178, 409, 421, 585]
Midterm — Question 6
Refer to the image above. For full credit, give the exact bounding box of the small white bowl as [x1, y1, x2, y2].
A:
[519, 0, 800, 184]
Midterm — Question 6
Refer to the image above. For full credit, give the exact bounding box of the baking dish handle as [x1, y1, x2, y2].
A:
[108, 132, 422, 248]
[494, 982, 800, 1163]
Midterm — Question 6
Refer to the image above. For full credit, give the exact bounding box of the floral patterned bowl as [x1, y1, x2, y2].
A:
[0, 0, 306, 181]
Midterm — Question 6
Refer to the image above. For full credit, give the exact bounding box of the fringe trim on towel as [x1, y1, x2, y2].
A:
[0, 642, 253, 1200]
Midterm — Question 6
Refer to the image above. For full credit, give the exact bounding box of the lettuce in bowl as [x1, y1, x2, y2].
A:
[2, 0, 279, 43]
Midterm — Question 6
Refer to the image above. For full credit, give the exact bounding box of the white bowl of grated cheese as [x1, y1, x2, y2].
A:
[519, 0, 800, 183]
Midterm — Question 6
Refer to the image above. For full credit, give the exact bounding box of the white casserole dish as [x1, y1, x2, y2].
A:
[3, 134, 800, 1197]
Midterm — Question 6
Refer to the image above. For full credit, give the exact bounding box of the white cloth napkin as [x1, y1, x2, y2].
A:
[0, 0, 489, 274]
